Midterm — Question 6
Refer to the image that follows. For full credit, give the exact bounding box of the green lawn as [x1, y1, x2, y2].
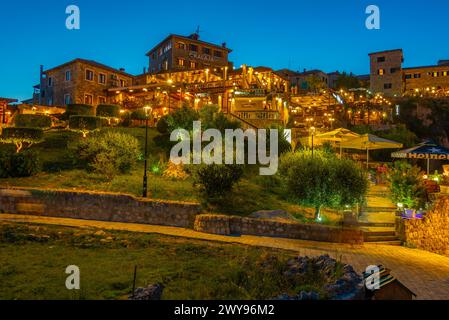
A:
[0, 127, 342, 223]
[0, 222, 340, 300]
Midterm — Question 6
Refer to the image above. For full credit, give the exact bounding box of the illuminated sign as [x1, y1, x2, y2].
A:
[189, 51, 218, 62]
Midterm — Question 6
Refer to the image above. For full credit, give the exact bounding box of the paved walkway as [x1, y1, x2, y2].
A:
[2, 214, 449, 299]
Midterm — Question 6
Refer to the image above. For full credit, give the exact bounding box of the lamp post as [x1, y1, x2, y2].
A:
[142, 105, 152, 198]
[310, 126, 316, 157]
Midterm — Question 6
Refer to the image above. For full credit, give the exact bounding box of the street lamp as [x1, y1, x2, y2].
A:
[310, 126, 316, 157]
[142, 105, 152, 198]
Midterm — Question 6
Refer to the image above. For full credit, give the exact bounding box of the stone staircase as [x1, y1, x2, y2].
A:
[358, 185, 401, 246]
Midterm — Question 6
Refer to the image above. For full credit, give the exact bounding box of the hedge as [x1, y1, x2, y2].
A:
[96, 104, 121, 118]
[65, 104, 95, 117]
[0, 127, 44, 153]
[0, 149, 41, 178]
[14, 114, 52, 128]
[1, 127, 44, 142]
[69, 116, 102, 132]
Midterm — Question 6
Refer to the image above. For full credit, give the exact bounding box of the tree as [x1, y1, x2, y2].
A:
[69, 116, 102, 138]
[306, 75, 325, 93]
[73, 131, 140, 178]
[0, 127, 44, 153]
[278, 151, 368, 220]
[387, 161, 427, 209]
[335, 72, 362, 90]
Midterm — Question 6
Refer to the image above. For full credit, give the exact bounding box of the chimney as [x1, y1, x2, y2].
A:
[119, 68, 125, 72]
[222, 42, 227, 48]
[143, 67, 147, 74]
[190, 33, 199, 40]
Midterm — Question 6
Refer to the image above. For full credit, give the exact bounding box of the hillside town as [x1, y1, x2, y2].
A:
[1, 29, 449, 303]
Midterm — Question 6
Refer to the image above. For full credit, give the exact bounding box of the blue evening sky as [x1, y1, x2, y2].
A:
[1, 0, 448, 101]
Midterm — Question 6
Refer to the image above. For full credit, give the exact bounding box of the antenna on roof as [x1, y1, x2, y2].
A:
[195, 25, 202, 35]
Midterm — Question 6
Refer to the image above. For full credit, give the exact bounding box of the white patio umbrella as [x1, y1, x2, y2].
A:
[340, 134, 403, 168]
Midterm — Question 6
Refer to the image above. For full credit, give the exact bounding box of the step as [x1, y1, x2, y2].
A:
[363, 230, 396, 237]
[357, 222, 396, 228]
[364, 235, 400, 242]
[366, 240, 402, 246]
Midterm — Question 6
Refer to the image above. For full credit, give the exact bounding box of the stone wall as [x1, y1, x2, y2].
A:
[398, 196, 449, 256]
[0, 187, 200, 228]
[194, 214, 364, 244]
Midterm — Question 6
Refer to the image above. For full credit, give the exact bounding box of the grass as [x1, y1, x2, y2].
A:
[0, 127, 343, 223]
[0, 222, 342, 300]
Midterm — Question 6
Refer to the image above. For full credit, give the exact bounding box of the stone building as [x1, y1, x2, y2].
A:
[146, 33, 232, 74]
[369, 49, 404, 97]
[37, 59, 135, 107]
[369, 49, 449, 96]
[0, 97, 17, 124]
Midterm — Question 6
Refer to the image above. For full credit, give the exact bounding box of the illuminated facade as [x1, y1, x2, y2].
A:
[370, 49, 449, 97]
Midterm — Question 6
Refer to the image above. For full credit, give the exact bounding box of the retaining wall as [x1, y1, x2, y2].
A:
[0, 187, 201, 228]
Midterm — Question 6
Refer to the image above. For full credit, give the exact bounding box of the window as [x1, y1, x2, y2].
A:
[390, 67, 400, 73]
[64, 94, 71, 106]
[120, 79, 126, 87]
[190, 61, 197, 68]
[190, 44, 198, 52]
[432, 72, 439, 77]
[176, 42, 187, 50]
[98, 96, 106, 104]
[99, 73, 106, 84]
[84, 94, 93, 105]
[405, 74, 412, 79]
[443, 71, 448, 76]
[177, 58, 186, 66]
[85, 69, 94, 81]
[48, 77, 53, 87]
[377, 56, 386, 62]
[214, 50, 223, 58]
[384, 83, 393, 89]
[414, 73, 421, 78]
[378, 69, 384, 75]
[203, 47, 211, 55]
[65, 70, 71, 81]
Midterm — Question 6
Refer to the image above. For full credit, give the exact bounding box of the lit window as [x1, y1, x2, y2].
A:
[85, 69, 94, 81]
[190, 61, 197, 68]
[84, 94, 93, 105]
[65, 71, 71, 81]
[120, 80, 126, 87]
[99, 73, 106, 84]
[98, 96, 106, 104]
[378, 69, 384, 75]
[443, 71, 448, 76]
[178, 58, 185, 66]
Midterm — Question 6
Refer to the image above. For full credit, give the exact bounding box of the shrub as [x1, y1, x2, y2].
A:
[130, 109, 149, 120]
[65, 104, 95, 117]
[156, 116, 170, 134]
[69, 116, 102, 137]
[14, 114, 52, 129]
[74, 131, 140, 178]
[0, 127, 44, 153]
[193, 164, 244, 202]
[387, 161, 427, 209]
[278, 151, 368, 220]
[0, 149, 41, 178]
[96, 104, 121, 118]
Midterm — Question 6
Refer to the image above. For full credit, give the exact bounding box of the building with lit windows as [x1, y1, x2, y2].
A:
[146, 33, 232, 74]
[369, 49, 449, 97]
